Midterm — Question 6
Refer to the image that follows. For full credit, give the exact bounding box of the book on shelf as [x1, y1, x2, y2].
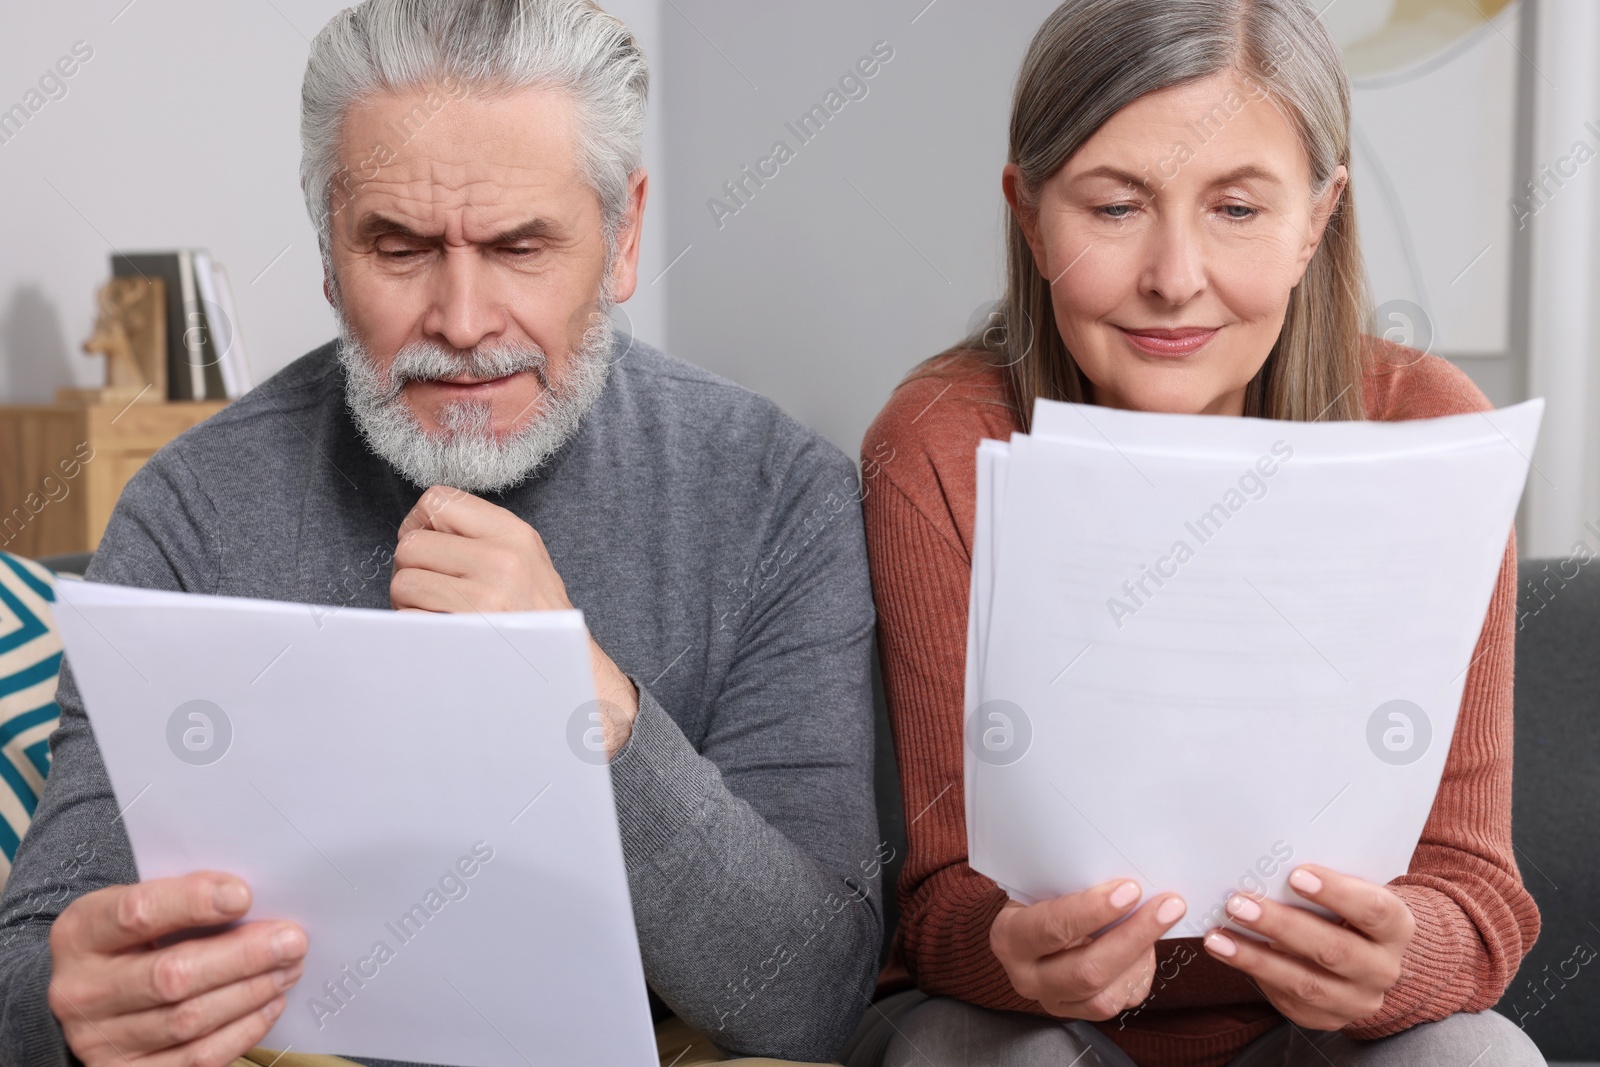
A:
[110, 250, 253, 402]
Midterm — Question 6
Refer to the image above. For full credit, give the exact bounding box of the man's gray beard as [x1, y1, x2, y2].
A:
[335, 307, 614, 494]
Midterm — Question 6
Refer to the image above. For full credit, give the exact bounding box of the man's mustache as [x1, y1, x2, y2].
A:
[376, 342, 552, 399]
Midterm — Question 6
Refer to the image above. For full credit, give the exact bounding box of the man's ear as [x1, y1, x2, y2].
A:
[606, 169, 649, 305]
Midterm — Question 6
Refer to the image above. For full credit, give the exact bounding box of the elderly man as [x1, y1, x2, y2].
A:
[0, 2, 881, 1065]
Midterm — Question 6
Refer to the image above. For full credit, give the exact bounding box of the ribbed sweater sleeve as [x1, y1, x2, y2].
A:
[862, 470, 1031, 1011]
[1345, 530, 1541, 1037]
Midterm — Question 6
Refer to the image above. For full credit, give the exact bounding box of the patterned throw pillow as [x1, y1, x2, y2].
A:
[0, 553, 62, 891]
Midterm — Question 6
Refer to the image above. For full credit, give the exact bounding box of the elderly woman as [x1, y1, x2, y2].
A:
[852, 1, 1543, 1066]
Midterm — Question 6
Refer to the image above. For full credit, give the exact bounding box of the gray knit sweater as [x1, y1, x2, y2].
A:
[0, 338, 882, 1066]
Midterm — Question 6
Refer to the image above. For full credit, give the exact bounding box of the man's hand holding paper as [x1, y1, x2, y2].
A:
[49, 873, 304, 1067]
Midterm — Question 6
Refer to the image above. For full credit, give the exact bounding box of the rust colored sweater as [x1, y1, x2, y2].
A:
[860, 339, 1540, 1067]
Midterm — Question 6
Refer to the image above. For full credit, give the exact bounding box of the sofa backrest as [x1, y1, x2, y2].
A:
[1494, 557, 1600, 1059]
[871, 649, 906, 968]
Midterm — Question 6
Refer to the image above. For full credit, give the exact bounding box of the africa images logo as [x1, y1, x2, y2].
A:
[165, 700, 233, 766]
[1366, 699, 1431, 766]
[966, 700, 1032, 767]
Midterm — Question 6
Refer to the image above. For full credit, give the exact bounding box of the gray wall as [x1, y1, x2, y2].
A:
[658, 0, 1058, 455]
[1, 1, 343, 401]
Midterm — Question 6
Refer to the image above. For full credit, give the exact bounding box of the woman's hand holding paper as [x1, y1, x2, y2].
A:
[988, 878, 1188, 1020]
[1202, 864, 1416, 1030]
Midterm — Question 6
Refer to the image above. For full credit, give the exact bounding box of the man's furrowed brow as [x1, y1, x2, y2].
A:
[354, 213, 432, 243]
[486, 217, 562, 244]
[352, 213, 562, 245]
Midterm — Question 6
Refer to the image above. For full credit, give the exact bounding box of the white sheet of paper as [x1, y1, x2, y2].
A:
[965, 439, 1013, 838]
[52, 581, 656, 1066]
[967, 398, 1543, 938]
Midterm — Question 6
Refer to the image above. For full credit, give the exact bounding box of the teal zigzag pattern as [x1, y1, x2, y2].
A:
[0, 552, 62, 889]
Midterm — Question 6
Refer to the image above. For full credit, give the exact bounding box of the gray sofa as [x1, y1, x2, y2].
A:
[1493, 557, 1600, 1062]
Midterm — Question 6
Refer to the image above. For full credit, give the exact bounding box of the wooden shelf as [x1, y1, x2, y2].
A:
[0, 395, 229, 558]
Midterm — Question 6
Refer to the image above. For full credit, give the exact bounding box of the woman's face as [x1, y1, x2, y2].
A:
[1006, 70, 1347, 417]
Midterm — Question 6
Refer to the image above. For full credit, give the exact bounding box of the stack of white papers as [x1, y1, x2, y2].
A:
[52, 582, 655, 1066]
[966, 397, 1543, 938]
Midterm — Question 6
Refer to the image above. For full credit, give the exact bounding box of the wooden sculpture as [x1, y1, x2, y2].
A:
[66, 276, 166, 405]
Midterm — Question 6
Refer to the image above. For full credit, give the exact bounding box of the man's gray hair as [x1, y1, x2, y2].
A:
[300, 0, 648, 275]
